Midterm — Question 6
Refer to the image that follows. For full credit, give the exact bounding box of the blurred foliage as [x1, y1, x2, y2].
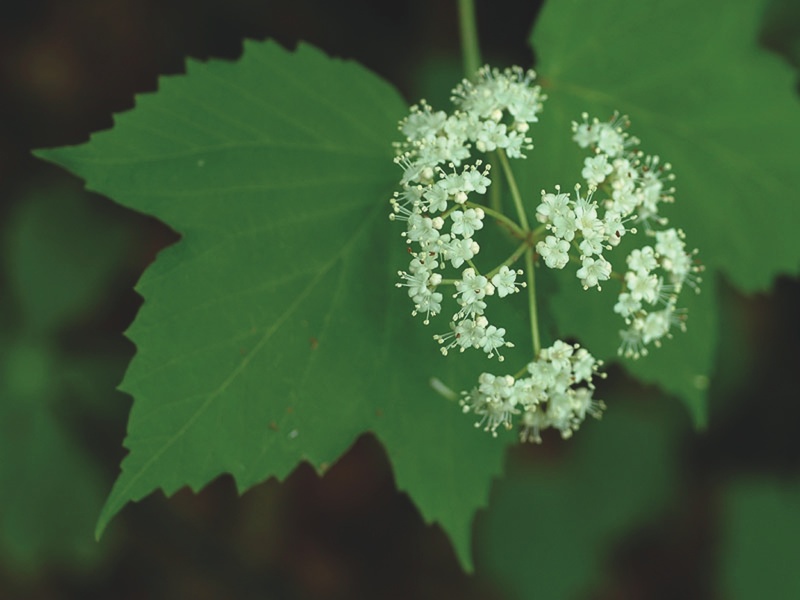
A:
[477, 394, 684, 600]
[721, 480, 800, 598]
[0, 184, 135, 573]
[763, 0, 800, 69]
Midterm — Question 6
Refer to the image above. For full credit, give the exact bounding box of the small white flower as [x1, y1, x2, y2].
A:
[603, 211, 629, 246]
[570, 387, 606, 421]
[491, 265, 523, 298]
[551, 210, 578, 242]
[612, 158, 638, 187]
[571, 348, 598, 384]
[536, 190, 571, 224]
[537, 235, 570, 269]
[461, 378, 520, 436]
[611, 187, 640, 215]
[404, 213, 441, 244]
[462, 168, 491, 194]
[438, 172, 465, 198]
[547, 393, 575, 435]
[397, 269, 429, 299]
[445, 238, 480, 268]
[450, 207, 485, 238]
[519, 408, 548, 443]
[641, 309, 672, 344]
[527, 359, 558, 389]
[573, 193, 600, 228]
[455, 268, 492, 305]
[503, 130, 532, 158]
[618, 328, 647, 359]
[572, 114, 596, 147]
[408, 255, 438, 274]
[423, 185, 449, 213]
[475, 120, 509, 152]
[627, 246, 658, 273]
[582, 154, 613, 186]
[578, 228, 606, 258]
[596, 124, 625, 156]
[546, 340, 575, 371]
[478, 373, 514, 398]
[397, 154, 430, 185]
[576, 256, 612, 289]
[401, 102, 448, 142]
[665, 251, 692, 286]
[480, 325, 511, 360]
[655, 228, 685, 261]
[625, 269, 660, 304]
[613, 292, 641, 320]
[413, 290, 443, 324]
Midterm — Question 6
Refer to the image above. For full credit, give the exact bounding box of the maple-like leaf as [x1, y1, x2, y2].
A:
[37, 40, 510, 571]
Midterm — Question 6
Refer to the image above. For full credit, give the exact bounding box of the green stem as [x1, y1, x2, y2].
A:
[489, 156, 503, 213]
[513, 365, 530, 379]
[485, 242, 529, 279]
[458, 0, 481, 77]
[453, 7, 545, 359]
[464, 201, 525, 238]
[497, 149, 530, 231]
[525, 247, 542, 356]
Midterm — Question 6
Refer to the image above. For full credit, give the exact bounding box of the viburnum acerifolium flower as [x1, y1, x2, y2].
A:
[390, 65, 544, 360]
[390, 66, 700, 444]
[459, 340, 606, 441]
[534, 112, 703, 358]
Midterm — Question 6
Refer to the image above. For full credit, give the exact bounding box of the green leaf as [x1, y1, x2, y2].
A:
[528, 0, 800, 424]
[477, 397, 681, 600]
[721, 479, 800, 599]
[530, 0, 800, 293]
[36, 40, 510, 571]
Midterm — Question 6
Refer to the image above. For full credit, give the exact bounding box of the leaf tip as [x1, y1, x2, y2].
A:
[94, 503, 114, 541]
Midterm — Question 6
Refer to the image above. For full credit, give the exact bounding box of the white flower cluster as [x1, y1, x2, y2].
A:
[534, 113, 702, 358]
[615, 228, 699, 358]
[391, 66, 545, 360]
[391, 67, 701, 444]
[459, 340, 605, 442]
